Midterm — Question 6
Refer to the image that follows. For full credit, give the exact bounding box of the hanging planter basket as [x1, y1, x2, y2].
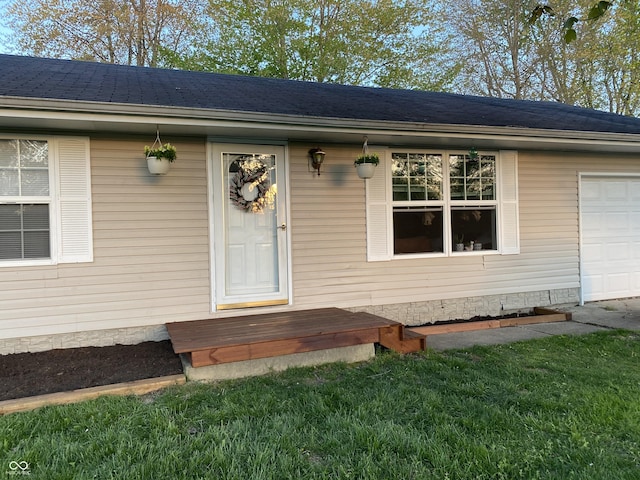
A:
[354, 137, 379, 179]
[355, 162, 377, 179]
[144, 131, 177, 175]
[146, 156, 172, 175]
[354, 156, 379, 180]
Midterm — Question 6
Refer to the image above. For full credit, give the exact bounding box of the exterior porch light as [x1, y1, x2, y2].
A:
[308, 147, 326, 176]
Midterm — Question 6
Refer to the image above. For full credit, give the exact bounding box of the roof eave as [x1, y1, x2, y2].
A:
[1, 96, 640, 152]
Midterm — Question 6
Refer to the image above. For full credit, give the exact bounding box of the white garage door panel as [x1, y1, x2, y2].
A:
[581, 242, 604, 261]
[581, 176, 640, 301]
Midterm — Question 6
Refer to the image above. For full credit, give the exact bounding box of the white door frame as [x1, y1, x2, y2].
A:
[207, 142, 292, 312]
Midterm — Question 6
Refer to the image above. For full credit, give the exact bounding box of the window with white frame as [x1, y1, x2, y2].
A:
[448, 152, 497, 252]
[391, 151, 497, 255]
[0, 136, 93, 266]
[365, 149, 519, 261]
[391, 152, 445, 254]
[0, 140, 51, 260]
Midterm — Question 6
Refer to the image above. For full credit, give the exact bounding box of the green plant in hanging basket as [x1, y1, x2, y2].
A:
[354, 153, 380, 166]
[144, 143, 177, 162]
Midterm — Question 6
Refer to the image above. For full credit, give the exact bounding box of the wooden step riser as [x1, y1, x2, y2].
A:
[378, 325, 426, 354]
[402, 329, 427, 352]
[190, 329, 380, 367]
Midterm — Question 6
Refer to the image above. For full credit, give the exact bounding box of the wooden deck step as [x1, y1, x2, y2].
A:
[355, 312, 426, 354]
[167, 308, 425, 368]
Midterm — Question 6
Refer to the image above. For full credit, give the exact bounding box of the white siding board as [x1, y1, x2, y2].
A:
[0, 302, 210, 337]
[0, 278, 207, 303]
[52, 261, 209, 279]
[1, 286, 210, 313]
[0, 268, 59, 283]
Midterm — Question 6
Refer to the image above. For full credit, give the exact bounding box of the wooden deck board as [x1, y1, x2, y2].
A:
[190, 330, 380, 367]
[167, 308, 425, 367]
[167, 308, 393, 353]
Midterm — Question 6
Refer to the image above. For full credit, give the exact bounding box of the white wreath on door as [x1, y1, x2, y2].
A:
[229, 160, 272, 213]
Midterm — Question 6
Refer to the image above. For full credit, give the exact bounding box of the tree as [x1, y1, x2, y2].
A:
[450, 0, 640, 115]
[5, 0, 205, 67]
[167, 0, 459, 90]
[529, 0, 640, 114]
[526, 0, 603, 107]
[590, 1, 640, 114]
[445, 0, 542, 100]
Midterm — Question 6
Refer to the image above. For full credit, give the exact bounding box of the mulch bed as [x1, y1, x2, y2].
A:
[417, 311, 535, 327]
[0, 341, 183, 401]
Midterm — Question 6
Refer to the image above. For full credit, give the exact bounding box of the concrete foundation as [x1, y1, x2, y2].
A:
[0, 324, 169, 355]
[181, 343, 375, 382]
[350, 288, 580, 326]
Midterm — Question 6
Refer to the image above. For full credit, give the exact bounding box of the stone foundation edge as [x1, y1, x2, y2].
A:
[348, 288, 580, 326]
[0, 324, 169, 356]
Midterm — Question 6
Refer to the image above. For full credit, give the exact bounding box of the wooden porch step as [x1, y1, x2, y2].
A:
[354, 312, 426, 354]
[166, 308, 425, 368]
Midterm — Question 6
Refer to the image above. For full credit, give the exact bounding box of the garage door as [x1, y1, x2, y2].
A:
[580, 176, 640, 301]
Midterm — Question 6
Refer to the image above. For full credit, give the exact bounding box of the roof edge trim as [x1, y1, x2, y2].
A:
[1, 96, 640, 147]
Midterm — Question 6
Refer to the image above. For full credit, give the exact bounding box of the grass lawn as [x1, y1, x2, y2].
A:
[1, 330, 639, 479]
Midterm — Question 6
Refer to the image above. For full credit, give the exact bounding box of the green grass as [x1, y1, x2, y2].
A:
[2, 330, 639, 479]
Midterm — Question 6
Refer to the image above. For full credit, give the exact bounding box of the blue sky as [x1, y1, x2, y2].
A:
[0, 23, 14, 54]
[0, 0, 17, 55]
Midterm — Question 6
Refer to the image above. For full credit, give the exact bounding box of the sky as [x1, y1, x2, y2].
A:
[0, 23, 14, 55]
[0, 0, 9, 53]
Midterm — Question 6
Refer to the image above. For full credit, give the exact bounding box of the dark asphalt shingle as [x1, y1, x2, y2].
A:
[2, 54, 640, 135]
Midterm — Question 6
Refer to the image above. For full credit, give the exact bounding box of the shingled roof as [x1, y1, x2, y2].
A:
[1, 53, 640, 135]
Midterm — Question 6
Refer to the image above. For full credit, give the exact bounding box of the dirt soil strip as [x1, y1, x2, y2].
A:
[0, 374, 186, 415]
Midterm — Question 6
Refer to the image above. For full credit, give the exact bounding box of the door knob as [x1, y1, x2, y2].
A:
[279, 223, 287, 231]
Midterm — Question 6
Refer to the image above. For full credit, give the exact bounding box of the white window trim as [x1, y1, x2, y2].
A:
[0, 135, 92, 267]
[366, 148, 519, 261]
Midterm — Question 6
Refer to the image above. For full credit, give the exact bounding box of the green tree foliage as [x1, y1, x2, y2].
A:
[5, 0, 205, 66]
[446, 0, 542, 100]
[448, 0, 640, 115]
[590, 1, 640, 114]
[531, 1, 614, 42]
[527, 0, 605, 107]
[168, 0, 459, 90]
[529, 0, 640, 115]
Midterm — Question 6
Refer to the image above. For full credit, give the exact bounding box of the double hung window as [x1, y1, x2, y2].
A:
[391, 151, 497, 255]
[365, 148, 518, 261]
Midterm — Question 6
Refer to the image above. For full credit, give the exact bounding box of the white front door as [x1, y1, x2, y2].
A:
[211, 144, 289, 309]
[580, 175, 640, 301]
